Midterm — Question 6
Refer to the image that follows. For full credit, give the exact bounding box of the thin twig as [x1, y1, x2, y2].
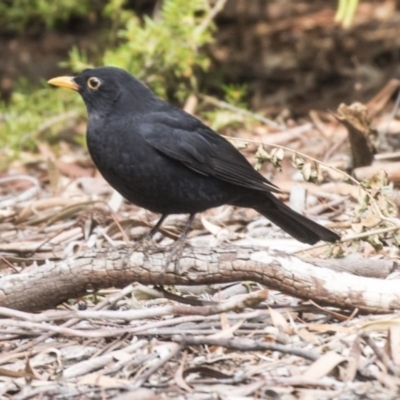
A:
[197, 0, 229, 35]
[173, 335, 319, 361]
[361, 332, 399, 376]
[202, 95, 283, 130]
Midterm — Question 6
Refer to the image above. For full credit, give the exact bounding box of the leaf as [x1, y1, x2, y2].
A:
[77, 373, 131, 387]
[388, 326, 400, 365]
[268, 307, 292, 335]
[344, 336, 362, 382]
[292, 152, 304, 169]
[308, 324, 352, 334]
[301, 162, 319, 183]
[302, 351, 347, 380]
[359, 213, 381, 229]
[360, 317, 400, 332]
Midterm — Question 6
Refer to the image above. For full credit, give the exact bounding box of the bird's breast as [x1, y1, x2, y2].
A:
[86, 123, 238, 214]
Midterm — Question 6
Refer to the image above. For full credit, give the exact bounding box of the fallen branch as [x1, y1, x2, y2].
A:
[0, 244, 399, 313]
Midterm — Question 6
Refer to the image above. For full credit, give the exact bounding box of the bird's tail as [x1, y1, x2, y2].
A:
[254, 200, 340, 245]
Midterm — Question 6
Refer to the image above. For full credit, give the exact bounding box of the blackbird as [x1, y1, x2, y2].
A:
[48, 67, 340, 245]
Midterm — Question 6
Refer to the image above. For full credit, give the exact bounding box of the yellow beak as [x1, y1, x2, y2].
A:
[47, 76, 79, 91]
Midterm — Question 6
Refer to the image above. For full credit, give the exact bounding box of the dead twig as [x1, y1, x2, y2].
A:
[172, 335, 319, 361]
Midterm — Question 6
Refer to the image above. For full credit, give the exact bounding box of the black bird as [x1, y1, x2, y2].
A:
[48, 67, 339, 245]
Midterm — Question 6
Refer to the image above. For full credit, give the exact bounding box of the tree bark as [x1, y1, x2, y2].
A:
[0, 244, 398, 313]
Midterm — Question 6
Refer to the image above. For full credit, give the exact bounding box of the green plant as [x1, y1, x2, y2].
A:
[0, 0, 96, 30]
[67, 0, 217, 101]
[201, 83, 249, 131]
[335, 0, 359, 28]
[2, 0, 241, 159]
[0, 80, 82, 156]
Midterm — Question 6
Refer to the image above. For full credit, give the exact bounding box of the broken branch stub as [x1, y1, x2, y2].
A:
[335, 102, 377, 169]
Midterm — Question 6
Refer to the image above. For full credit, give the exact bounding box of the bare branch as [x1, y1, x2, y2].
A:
[0, 244, 398, 313]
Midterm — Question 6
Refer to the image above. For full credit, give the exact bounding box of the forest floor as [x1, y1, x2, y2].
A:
[1, 1, 400, 399]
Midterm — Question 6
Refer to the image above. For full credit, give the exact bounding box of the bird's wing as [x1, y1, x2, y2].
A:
[138, 111, 280, 193]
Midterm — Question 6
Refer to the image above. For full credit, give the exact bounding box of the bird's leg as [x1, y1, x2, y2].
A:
[164, 213, 195, 271]
[154, 214, 195, 285]
[133, 214, 167, 246]
[125, 214, 168, 271]
[148, 214, 168, 239]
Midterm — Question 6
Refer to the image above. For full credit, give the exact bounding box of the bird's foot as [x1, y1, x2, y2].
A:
[120, 234, 157, 266]
[131, 221, 164, 249]
[133, 234, 156, 250]
[136, 235, 159, 262]
[164, 213, 194, 272]
[153, 239, 188, 285]
[164, 239, 187, 273]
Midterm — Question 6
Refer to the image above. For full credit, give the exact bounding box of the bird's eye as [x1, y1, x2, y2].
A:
[87, 77, 101, 90]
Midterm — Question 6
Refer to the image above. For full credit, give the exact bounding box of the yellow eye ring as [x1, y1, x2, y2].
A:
[87, 77, 101, 90]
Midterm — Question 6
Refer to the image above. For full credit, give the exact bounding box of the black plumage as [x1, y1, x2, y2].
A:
[48, 67, 339, 245]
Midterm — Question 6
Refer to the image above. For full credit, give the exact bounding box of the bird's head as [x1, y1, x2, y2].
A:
[48, 67, 159, 116]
